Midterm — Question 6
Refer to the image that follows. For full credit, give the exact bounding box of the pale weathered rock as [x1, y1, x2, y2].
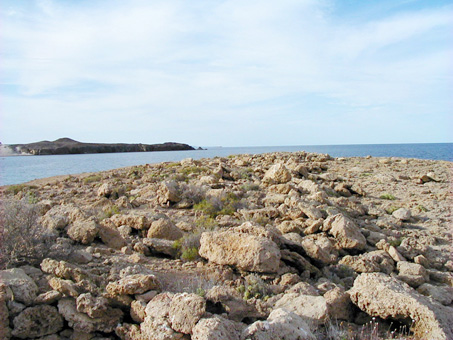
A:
[12, 305, 63, 339]
[110, 212, 151, 230]
[0, 284, 11, 340]
[199, 225, 281, 273]
[48, 277, 80, 298]
[115, 323, 145, 340]
[397, 261, 429, 287]
[147, 218, 183, 241]
[169, 293, 206, 334]
[387, 245, 406, 262]
[242, 308, 315, 340]
[339, 250, 395, 274]
[58, 298, 123, 333]
[323, 214, 366, 250]
[274, 293, 329, 324]
[392, 208, 412, 221]
[131, 300, 147, 323]
[262, 163, 292, 184]
[158, 181, 181, 205]
[98, 223, 128, 249]
[0, 268, 38, 305]
[97, 183, 113, 197]
[301, 234, 338, 265]
[141, 316, 184, 340]
[106, 274, 161, 296]
[40, 205, 85, 231]
[76, 293, 110, 318]
[349, 272, 453, 340]
[34, 290, 62, 305]
[324, 287, 353, 321]
[192, 315, 244, 340]
[145, 292, 174, 319]
[67, 218, 99, 244]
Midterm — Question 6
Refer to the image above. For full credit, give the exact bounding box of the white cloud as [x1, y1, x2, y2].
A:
[1, 0, 452, 145]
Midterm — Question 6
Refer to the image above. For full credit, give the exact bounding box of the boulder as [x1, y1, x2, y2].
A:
[143, 238, 179, 257]
[40, 205, 85, 231]
[169, 293, 206, 334]
[199, 224, 281, 273]
[76, 293, 110, 318]
[130, 300, 147, 323]
[48, 277, 80, 298]
[98, 222, 128, 249]
[339, 250, 395, 274]
[262, 163, 292, 184]
[397, 261, 429, 287]
[192, 315, 244, 340]
[241, 308, 315, 340]
[417, 284, 453, 306]
[300, 234, 338, 265]
[147, 218, 183, 241]
[110, 212, 151, 230]
[0, 285, 11, 340]
[158, 181, 181, 205]
[324, 287, 353, 321]
[323, 214, 366, 250]
[106, 274, 161, 296]
[274, 293, 329, 324]
[0, 268, 38, 305]
[392, 208, 412, 221]
[67, 218, 99, 244]
[58, 298, 123, 333]
[349, 272, 453, 340]
[12, 305, 63, 339]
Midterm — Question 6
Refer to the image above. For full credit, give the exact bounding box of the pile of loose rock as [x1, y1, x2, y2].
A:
[0, 151, 452, 339]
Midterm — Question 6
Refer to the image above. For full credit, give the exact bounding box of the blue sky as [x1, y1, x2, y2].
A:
[1, 0, 452, 146]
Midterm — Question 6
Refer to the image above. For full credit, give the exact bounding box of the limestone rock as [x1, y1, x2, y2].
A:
[145, 292, 174, 319]
[131, 300, 147, 323]
[141, 316, 184, 340]
[192, 315, 244, 340]
[147, 218, 183, 241]
[324, 287, 353, 321]
[262, 163, 292, 184]
[76, 293, 110, 318]
[106, 274, 161, 296]
[274, 293, 329, 324]
[0, 268, 38, 305]
[97, 183, 113, 197]
[339, 250, 395, 274]
[392, 208, 412, 221]
[48, 277, 80, 298]
[110, 212, 151, 230]
[0, 285, 11, 340]
[241, 308, 315, 340]
[300, 234, 338, 265]
[143, 238, 179, 257]
[58, 298, 123, 333]
[397, 261, 429, 287]
[199, 224, 281, 273]
[169, 293, 206, 334]
[40, 205, 85, 231]
[34, 290, 62, 305]
[417, 284, 453, 306]
[349, 272, 453, 340]
[98, 222, 128, 249]
[12, 305, 63, 339]
[158, 181, 181, 205]
[67, 218, 99, 244]
[323, 214, 366, 250]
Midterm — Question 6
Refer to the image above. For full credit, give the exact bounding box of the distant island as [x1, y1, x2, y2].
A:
[0, 138, 195, 156]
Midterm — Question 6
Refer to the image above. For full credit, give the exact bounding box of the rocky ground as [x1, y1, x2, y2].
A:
[0, 151, 452, 340]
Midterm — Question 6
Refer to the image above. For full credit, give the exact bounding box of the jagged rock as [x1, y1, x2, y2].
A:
[48, 277, 80, 298]
[286, 282, 319, 296]
[158, 181, 181, 205]
[339, 250, 395, 274]
[116, 323, 145, 340]
[0, 284, 11, 340]
[192, 315, 244, 340]
[98, 222, 128, 249]
[34, 290, 62, 305]
[262, 163, 292, 184]
[169, 293, 206, 334]
[241, 308, 315, 340]
[323, 214, 366, 250]
[143, 238, 179, 257]
[274, 293, 329, 324]
[280, 249, 320, 276]
[147, 218, 183, 241]
[12, 305, 63, 339]
[110, 212, 151, 230]
[349, 272, 453, 340]
[199, 224, 281, 273]
[141, 316, 184, 340]
[67, 218, 99, 244]
[131, 300, 147, 323]
[324, 287, 353, 321]
[58, 298, 123, 333]
[76, 293, 110, 318]
[40, 205, 85, 231]
[300, 234, 338, 265]
[97, 183, 113, 197]
[397, 261, 429, 287]
[0, 268, 38, 306]
[106, 274, 161, 296]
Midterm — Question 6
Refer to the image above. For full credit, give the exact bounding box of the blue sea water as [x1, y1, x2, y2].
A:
[0, 143, 451, 186]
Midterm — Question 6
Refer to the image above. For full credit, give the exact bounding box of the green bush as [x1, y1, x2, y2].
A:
[193, 192, 242, 218]
[181, 247, 199, 261]
[5, 184, 26, 195]
[380, 193, 396, 200]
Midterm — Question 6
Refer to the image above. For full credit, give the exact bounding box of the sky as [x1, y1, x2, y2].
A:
[1, 0, 452, 147]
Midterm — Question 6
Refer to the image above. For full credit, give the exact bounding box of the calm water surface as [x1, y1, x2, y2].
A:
[1, 143, 451, 186]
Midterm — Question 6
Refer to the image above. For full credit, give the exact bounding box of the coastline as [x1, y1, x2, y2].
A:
[1, 150, 452, 338]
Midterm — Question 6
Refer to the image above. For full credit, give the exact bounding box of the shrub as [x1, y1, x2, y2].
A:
[83, 174, 102, 184]
[0, 199, 56, 269]
[5, 184, 26, 195]
[181, 247, 199, 261]
[193, 192, 243, 218]
[102, 205, 120, 219]
[386, 206, 400, 214]
[380, 193, 396, 200]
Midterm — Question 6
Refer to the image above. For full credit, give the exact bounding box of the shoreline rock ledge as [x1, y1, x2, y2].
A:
[1, 137, 195, 155]
[0, 150, 451, 340]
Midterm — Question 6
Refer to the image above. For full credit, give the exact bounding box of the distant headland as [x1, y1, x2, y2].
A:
[0, 138, 195, 156]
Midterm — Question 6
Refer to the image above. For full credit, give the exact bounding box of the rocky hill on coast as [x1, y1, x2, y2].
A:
[1, 138, 195, 156]
[0, 151, 452, 339]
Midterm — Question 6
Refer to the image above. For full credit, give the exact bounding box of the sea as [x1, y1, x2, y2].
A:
[0, 143, 451, 186]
